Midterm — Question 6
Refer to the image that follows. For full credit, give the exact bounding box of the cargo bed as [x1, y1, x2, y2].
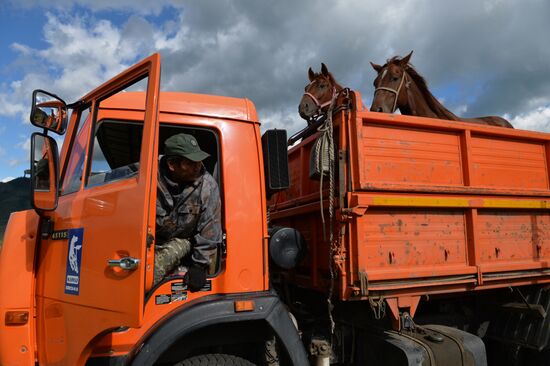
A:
[270, 91, 550, 302]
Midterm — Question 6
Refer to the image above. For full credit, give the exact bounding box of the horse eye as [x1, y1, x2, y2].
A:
[392, 76, 399, 81]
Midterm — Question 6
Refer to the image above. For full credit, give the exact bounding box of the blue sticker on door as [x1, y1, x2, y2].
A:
[64, 228, 84, 295]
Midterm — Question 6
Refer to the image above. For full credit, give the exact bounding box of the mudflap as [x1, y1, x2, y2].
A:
[359, 324, 487, 366]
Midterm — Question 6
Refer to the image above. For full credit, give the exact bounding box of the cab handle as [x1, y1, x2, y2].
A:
[108, 257, 140, 270]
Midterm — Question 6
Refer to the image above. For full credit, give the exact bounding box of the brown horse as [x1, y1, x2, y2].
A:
[370, 51, 513, 128]
[299, 63, 348, 122]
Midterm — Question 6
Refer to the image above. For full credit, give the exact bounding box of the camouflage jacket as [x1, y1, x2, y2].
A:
[156, 164, 222, 266]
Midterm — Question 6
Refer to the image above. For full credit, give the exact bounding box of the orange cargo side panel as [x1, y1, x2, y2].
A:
[360, 123, 464, 188]
[355, 207, 472, 281]
[470, 134, 549, 190]
[478, 210, 550, 267]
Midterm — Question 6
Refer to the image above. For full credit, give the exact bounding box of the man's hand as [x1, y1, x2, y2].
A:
[187, 264, 207, 292]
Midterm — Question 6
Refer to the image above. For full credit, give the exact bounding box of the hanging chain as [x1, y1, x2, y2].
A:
[368, 296, 386, 320]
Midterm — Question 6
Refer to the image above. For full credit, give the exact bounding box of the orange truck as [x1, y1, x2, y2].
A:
[0, 53, 549, 366]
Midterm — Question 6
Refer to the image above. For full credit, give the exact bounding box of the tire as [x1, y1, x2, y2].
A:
[175, 353, 256, 366]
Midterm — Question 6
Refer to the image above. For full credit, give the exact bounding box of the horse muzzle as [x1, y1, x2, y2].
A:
[299, 94, 319, 120]
[370, 92, 394, 113]
[370, 105, 391, 113]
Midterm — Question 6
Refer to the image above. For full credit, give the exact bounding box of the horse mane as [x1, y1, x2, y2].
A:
[386, 56, 458, 120]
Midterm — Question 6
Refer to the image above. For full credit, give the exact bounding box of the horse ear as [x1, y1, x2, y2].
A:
[308, 67, 316, 81]
[401, 51, 413, 66]
[321, 63, 329, 76]
[370, 61, 383, 73]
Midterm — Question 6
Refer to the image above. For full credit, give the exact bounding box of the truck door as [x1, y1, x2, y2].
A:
[35, 54, 160, 365]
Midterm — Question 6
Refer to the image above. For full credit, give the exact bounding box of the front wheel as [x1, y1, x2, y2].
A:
[175, 353, 256, 366]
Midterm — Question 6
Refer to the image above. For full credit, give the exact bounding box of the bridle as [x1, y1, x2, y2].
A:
[302, 86, 338, 119]
[374, 68, 410, 112]
[302, 83, 351, 121]
[291, 85, 351, 145]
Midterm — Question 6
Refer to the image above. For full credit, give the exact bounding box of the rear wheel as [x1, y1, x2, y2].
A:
[175, 353, 256, 366]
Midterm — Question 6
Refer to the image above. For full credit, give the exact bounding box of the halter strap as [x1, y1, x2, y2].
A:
[374, 71, 408, 113]
[302, 87, 338, 118]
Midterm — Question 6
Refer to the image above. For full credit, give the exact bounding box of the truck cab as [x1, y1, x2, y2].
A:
[0, 54, 306, 365]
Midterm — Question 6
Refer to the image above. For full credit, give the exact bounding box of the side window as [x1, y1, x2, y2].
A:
[155, 126, 223, 281]
[87, 121, 143, 187]
[84, 77, 147, 188]
[60, 107, 90, 195]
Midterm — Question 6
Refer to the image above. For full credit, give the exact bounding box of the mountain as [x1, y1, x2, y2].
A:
[0, 177, 32, 244]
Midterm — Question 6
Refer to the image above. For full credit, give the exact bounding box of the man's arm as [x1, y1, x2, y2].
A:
[191, 174, 222, 266]
[153, 238, 191, 286]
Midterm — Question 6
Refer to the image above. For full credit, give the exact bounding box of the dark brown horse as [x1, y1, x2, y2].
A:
[299, 63, 347, 121]
[370, 51, 513, 128]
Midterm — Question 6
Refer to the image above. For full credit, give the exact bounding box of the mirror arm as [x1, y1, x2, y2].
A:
[40, 217, 54, 239]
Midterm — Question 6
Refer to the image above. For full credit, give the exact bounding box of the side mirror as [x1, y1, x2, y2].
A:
[30, 90, 68, 135]
[262, 129, 290, 198]
[31, 133, 59, 211]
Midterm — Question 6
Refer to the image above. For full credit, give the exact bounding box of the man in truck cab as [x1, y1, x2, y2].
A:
[154, 133, 222, 291]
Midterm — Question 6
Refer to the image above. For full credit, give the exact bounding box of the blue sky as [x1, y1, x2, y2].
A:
[1, 0, 550, 182]
[0, 2, 176, 181]
[0, 5, 46, 181]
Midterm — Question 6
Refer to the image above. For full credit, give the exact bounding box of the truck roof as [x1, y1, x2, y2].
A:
[100, 91, 259, 123]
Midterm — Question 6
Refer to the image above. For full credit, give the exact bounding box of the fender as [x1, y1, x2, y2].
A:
[0, 210, 40, 366]
[131, 292, 309, 365]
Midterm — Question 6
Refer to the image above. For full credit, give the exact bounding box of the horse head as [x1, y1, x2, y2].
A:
[299, 63, 343, 121]
[370, 51, 414, 113]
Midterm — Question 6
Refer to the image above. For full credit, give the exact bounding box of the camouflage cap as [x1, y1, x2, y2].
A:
[164, 133, 210, 162]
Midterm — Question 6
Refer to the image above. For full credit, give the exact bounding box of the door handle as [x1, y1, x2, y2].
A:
[108, 257, 140, 270]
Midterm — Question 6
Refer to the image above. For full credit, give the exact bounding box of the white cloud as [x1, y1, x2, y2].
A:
[508, 106, 550, 132]
[38, 13, 139, 98]
[8, 159, 24, 168]
[10, 43, 33, 55]
[17, 137, 31, 155]
[0, 12, 164, 124]
[0, 92, 27, 117]
[3, 0, 550, 135]
[455, 105, 468, 115]
[260, 108, 306, 138]
[1, 177, 15, 183]
[10, 0, 181, 16]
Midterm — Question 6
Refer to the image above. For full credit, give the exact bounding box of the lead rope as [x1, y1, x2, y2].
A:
[316, 90, 338, 335]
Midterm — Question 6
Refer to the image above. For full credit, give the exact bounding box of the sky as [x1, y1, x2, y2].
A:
[1, 0, 550, 182]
